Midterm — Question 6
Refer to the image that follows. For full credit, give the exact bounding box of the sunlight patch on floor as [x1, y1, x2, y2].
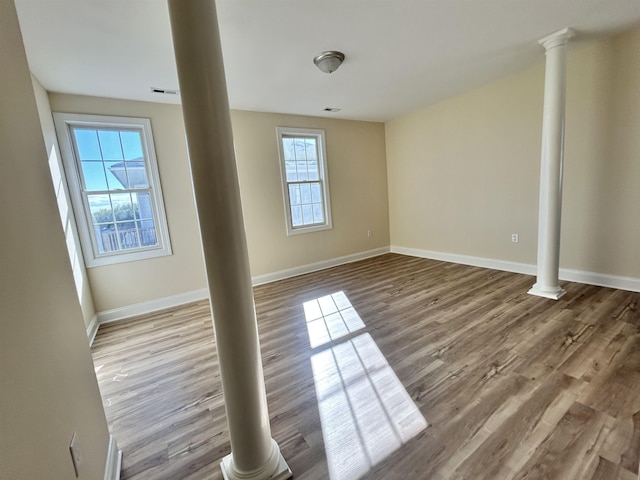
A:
[303, 291, 365, 348]
[311, 332, 427, 480]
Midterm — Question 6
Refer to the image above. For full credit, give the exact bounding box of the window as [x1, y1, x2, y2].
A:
[276, 127, 332, 235]
[54, 113, 171, 267]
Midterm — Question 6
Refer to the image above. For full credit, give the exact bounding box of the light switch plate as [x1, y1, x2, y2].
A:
[70, 432, 81, 477]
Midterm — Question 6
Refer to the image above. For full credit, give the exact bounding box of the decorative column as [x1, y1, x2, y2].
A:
[528, 27, 574, 300]
[167, 1, 292, 479]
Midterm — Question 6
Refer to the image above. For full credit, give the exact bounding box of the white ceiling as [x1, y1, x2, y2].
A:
[14, 0, 640, 122]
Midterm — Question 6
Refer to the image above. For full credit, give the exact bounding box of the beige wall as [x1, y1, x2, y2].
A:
[0, 1, 110, 478]
[48, 95, 389, 312]
[231, 110, 389, 275]
[386, 27, 640, 279]
[32, 75, 96, 328]
[562, 28, 640, 278]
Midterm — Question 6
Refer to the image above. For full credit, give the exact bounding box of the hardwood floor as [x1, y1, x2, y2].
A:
[91, 253, 640, 479]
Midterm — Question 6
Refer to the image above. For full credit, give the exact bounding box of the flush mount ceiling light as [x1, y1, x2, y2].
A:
[313, 51, 345, 74]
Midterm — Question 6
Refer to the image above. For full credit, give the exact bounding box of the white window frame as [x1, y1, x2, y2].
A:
[276, 127, 332, 236]
[53, 113, 172, 267]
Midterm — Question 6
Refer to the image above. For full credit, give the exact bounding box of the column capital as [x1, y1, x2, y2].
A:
[538, 27, 574, 50]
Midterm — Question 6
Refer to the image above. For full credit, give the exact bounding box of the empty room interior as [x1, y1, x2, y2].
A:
[3, 0, 640, 479]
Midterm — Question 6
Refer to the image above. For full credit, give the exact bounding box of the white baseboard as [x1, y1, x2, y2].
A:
[96, 247, 390, 324]
[251, 247, 390, 286]
[390, 246, 640, 292]
[97, 288, 209, 324]
[94, 246, 638, 326]
[86, 314, 99, 346]
[559, 267, 640, 292]
[104, 434, 122, 480]
[391, 246, 537, 276]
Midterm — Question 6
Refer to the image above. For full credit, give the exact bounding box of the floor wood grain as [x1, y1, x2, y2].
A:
[91, 253, 640, 479]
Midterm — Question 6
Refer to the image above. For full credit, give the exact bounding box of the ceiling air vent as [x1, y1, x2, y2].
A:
[150, 87, 179, 95]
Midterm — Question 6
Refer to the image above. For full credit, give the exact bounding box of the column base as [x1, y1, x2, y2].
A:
[528, 283, 566, 300]
[220, 439, 292, 480]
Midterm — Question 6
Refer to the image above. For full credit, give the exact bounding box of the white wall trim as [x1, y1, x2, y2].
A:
[252, 247, 390, 286]
[97, 288, 210, 324]
[390, 246, 640, 293]
[559, 267, 640, 293]
[95, 247, 390, 324]
[103, 435, 122, 480]
[93, 246, 639, 327]
[86, 314, 99, 346]
[390, 246, 537, 276]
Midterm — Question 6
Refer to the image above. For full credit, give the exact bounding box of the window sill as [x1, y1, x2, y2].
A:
[86, 246, 172, 268]
[286, 223, 333, 236]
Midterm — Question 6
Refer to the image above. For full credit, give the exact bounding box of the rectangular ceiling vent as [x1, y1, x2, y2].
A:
[150, 87, 179, 95]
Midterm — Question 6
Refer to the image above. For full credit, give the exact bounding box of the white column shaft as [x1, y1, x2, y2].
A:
[167, 1, 291, 479]
[529, 28, 573, 300]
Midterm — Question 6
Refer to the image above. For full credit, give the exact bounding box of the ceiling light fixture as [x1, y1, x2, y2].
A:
[313, 51, 345, 74]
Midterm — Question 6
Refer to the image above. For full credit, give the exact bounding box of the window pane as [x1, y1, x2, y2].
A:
[81, 161, 108, 191]
[111, 193, 135, 224]
[305, 138, 317, 160]
[123, 161, 149, 188]
[116, 223, 139, 249]
[289, 184, 301, 205]
[296, 161, 308, 181]
[302, 204, 314, 225]
[98, 130, 123, 161]
[74, 129, 102, 160]
[105, 161, 149, 189]
[282, 137, 295, 161]
[311, 182, 322, 203]
[105, 161, 127, 190]
[300, 183, 312, 204]
[137, 221, 158, 247]
[291, 205, 303, 226]
[121, 131, 143, 160]
[294, 138, 306, 160]
[307, 161, 319, 181]
[313, 203, 324, 223]
[285, 161, 297, 182]
[88, 194, 113, 223]
[133, 192, 153, 220]
[94, 223, 116, 253]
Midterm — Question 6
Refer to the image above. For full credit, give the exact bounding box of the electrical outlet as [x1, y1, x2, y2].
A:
[69, 432, 81, 478]
[367, 230, 372, 238]
[511, 234, 519, 243]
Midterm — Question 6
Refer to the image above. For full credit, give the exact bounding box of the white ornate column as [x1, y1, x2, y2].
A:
[167, 1, 292, 479]
[528, 27, 574, 300]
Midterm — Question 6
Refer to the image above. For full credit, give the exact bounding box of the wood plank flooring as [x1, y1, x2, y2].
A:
[91, 253, 640, 479]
